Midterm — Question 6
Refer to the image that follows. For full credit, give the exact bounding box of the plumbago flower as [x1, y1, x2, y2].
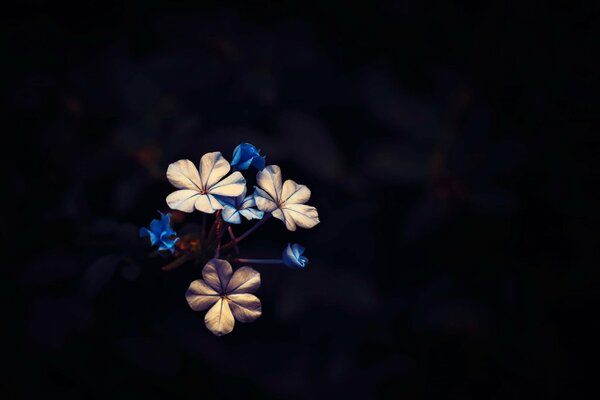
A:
[217, 187, 264, 224]
[282, 243, 308, 269]
[166, 152, 246, 213]
[254, 165, 320, 231]
[186, 259, 261, 336]
[139, 212, 179, 253]
[231, 143, 265, 170]
[137, 144, 318, 335]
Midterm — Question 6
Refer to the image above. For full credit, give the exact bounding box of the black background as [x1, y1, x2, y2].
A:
[5, 1, 598, 398]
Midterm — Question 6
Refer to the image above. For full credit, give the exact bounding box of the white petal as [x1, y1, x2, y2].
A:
[281, 180, 311, 205]
[228, 294, 262, 323]
[208, 171, 246, 196]
[272, 208, 297, 231]
[237, 186, 248, 204]
[199, 152, 230, 191]
[239, 195, 264, 220]
[282, 204, 320, 230]
[254, 187, 278, 212]
[215, 195, 236, 208]
[166, 159, 203, 191]
[226, 266, 260, 294]
[202, 258, 233, 293]
[240, 194, 256, 209]
[166, 190, 201, 213]
[239, 208, 264, 220]
[221, 206, 241, 224]
[256, 165, 282, 203]
[204, 298, 235, 336]
[194, 193, 223, 214]
[185, 280, 220, 311]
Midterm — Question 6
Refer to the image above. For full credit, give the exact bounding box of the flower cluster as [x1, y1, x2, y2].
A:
[139, 143, 319, 335]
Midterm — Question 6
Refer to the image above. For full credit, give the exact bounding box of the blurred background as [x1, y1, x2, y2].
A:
[5, 1, 598, 398]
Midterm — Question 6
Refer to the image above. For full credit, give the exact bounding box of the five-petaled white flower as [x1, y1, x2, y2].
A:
[186, 258, 262, 336]
[253, 165, 320, 231]
[166, 152, 246, 214]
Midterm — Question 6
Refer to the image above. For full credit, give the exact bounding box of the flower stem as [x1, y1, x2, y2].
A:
[213, 210, 225, 258]
[221, 214, 271, 251]
[230, 258, 283, 265]
[207, 210, 220, 242]
[228, 226, 240, 255]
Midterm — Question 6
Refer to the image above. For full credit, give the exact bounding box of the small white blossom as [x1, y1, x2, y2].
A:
[253, 165, 320, 231]
[186, 259, 262, 336]
[166, 152, 246, 214]
[218, 187, 264, 224]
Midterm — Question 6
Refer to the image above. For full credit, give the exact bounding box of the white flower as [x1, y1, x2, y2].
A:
[186, 258, 262, 336]
[218, 187, 265, 224]
[166, 152, 246, 214]
[253, 165, 320, 231]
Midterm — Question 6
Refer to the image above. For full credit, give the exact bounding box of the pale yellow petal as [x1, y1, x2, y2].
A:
[194, 193, 223, 214]
[282, 203, 319, 229]
[202, 258, 233, 293]
[207, 171, 246, 196]
[204, 298, 235, 336]
[166, 159, 202, 191]
[281, 179, 311, 205]
[226, 266, 260, 294]
[256, 165, 282, 203]
[228, 293, 262, 323]
[166, 190, 201, 213]
[199, 151, 230, 191]
[253, 187, 278, 212]
[185, 280, 220, 311]
[272, 208, 297, 231]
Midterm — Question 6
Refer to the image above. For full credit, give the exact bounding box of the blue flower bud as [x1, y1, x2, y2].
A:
[139, 211, 179, 253]
[231, 143, 266, 170]
[282, 243, 309, 269]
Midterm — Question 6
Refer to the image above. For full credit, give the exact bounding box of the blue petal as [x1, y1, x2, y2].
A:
[159, 211, 172, 225]
[141, 212, 179, 252]
[250, 155, 266, 170]
[238, 208, 264, 220]
[159, 234, 179, 254]
[298, 256, 309, 267]
[240, 143, 260, 157]
[215, 195, 236, 208]
[238, 158, 255, 170]
[291, 243, 305, 258]
[222, 205, 242, 224]
[158, 243, 170, 252]
[162, 225, 176, 236]
[140, 227, 158, 246]
[282, 243, 308, 269]
[231, 143, 265, 170]
[149, 218, 163, 235]
[231, 144, 244, 166]
[161, 236, 178, 250]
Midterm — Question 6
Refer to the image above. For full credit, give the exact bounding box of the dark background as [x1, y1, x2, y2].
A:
[5, 1, 598, 398]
